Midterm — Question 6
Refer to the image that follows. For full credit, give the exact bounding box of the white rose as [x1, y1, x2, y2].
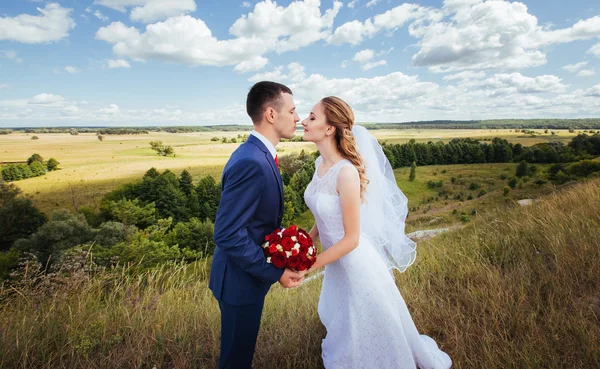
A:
[267, 257, 271, 263]
[286, 251, 292, 258]
[276, 245, 283, 252]
[291, 236, 297, 242]
[294, 243, 300, 249]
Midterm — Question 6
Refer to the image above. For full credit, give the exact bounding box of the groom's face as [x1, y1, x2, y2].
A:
[272, 93, 299, 140]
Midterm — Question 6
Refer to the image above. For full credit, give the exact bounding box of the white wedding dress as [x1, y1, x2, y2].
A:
[304, 157, 452, 369]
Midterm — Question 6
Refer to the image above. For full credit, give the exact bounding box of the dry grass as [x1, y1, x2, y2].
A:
[1, 178, 599, 368]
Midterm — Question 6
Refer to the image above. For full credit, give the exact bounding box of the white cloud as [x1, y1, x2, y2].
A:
[0, 50, 23, 63]
[248, 62, 305, 83]
[97, 0, 343, 67]
[0, 84, 9, 89]
[588, 42, 600, 58]
[230, 0, 343, 53]
[362, 60, 387, 71]
[94, 10, 109, 22]
[98, 104, 120, 114]
[349, 49, 387, 70]
[577, 69, 595, 77]
[242, 1, 251, 7]
[348, 0, 359, 9]
[353, 49, 375, 63]
[328, 3, 440, 45]
[443, 71, 486, 81]
[562, 61, 588, 73]
[366, 0, 382, 7]
[0, 3, 75, 43]
[28, 93, 65, 105]
[480, 73, 567, 94]
[65, 66, 80, 73]
[409, 2, 600, 72]
[233, 56, 269, 73]
[586, 83, 600, 97]
[94, 0, 196, 23]
[107, 59, 131, 68]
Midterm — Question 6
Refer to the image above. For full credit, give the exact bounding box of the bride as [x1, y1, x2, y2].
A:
[298, 96, 452, 369]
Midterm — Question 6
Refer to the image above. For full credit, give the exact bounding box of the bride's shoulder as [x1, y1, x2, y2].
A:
[336, 161, 359, 180]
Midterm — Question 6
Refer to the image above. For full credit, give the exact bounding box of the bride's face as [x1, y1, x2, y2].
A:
[301, 101, 335, 143]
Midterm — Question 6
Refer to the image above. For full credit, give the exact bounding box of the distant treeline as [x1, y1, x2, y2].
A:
[363, 119, 600, 130]
[382, 134, 600, 168]
[1, 154, 59, 182]
[6, 119, 600, 132]
[0, 130, 11, 135]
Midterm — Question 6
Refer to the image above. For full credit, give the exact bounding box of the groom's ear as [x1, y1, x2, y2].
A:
[265, 107, 276, 124]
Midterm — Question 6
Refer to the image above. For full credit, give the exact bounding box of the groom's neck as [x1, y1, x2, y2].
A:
[253, 124, 280, 148]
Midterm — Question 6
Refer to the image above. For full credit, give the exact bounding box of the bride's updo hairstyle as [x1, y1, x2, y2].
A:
[320, 96, 369, 199]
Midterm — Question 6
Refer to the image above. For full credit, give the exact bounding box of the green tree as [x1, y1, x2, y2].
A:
[0, 183, 47, 251]
[27, 153, 44, 165]
[14, 209, 93, 264]
[516, 160, 529, 177]
[29, 161, 46, 176]
[179, 170, 194, 196]
[195, 175, 221, 222]
[409, 161, 417, 181]
[46, 158, 60, 171]
[101, 198, 157, 228]
[166, 217, 216, 255]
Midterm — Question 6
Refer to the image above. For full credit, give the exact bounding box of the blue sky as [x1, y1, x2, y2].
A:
[1, 0, 599, 127]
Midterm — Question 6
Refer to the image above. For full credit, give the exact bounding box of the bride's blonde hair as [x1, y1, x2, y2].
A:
[320, 96, 369, 199]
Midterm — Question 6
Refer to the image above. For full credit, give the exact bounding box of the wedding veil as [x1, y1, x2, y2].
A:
[352, 125, 417, 274]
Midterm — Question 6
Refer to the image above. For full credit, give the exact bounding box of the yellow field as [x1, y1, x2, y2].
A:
[0, 129, 577, 214]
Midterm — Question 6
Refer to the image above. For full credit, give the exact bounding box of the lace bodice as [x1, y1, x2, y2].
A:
[304, 157, 356, 250]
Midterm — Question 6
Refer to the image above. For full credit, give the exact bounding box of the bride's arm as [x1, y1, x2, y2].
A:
[305, 165, 361, 273]
[308, 224, 319, 240]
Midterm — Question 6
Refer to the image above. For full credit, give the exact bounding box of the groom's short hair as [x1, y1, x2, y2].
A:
[246, 81, 293, 124]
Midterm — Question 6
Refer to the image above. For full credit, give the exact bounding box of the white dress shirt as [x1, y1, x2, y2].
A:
[250, 130, 277, 159]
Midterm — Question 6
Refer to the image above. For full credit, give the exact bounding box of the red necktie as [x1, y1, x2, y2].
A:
[274, 155, 279, 168]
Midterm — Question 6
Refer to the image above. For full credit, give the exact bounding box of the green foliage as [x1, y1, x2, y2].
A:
[507, 177, 518, 189]
[165, 218, 215, 255]
[31, 135, 39, 140]
[503, 186, 511, 196]
[14, 209, 94, 264]
[27, 153, 44, 165]
[195, 175, 221, 222]
[409, 161, 417, 181]
[0, 248, 20, 280]
[101, 198, 157, 228]
[30, 161, 46, 176]
[0, 183, 47, 251]
[178, 170, 194, 196]
[46, 158, 60, 171]
[515, 160, 530, 177]
[468, 182, 480, 190]
[94, 221, 134, 248]
[149, 141, 175, 156]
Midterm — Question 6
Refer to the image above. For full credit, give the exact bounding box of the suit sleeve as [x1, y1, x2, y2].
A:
[213, 158, 285, 284]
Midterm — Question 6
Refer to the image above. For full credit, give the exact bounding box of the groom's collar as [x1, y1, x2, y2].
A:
[250, 130, 277, 159]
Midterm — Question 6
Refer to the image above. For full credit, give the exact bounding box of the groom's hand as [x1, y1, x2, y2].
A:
[279, 268, 304, 288]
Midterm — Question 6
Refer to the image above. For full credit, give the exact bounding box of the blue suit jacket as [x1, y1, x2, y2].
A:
[209, 134, 285, 305]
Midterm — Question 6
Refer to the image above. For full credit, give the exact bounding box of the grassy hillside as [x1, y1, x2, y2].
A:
[1, 178, 598, 368]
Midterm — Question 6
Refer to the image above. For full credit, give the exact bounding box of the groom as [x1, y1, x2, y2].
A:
[210, 81, 305, 369]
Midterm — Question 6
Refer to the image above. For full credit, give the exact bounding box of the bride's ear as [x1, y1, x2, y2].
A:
[326, 126, 336, 137]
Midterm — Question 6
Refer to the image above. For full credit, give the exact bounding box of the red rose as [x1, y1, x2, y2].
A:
[281, 237, 295, 251]
[298, 258, 311, 271]
[287, 255, 300, 270]
[291, 248, 299, 257]
[298, 234, 311, 247]
[282, 225, 298, 237]
[299, 244, 309, 256]
[268, 244, 278, 254]
[268, 231, 281, 245]
[271, 251, 287, 268]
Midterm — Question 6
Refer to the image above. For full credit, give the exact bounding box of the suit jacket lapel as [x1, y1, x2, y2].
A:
[247, 135, 285, 218]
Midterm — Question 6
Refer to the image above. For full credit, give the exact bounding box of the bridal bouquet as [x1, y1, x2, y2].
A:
[263, 225, 316, 271]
